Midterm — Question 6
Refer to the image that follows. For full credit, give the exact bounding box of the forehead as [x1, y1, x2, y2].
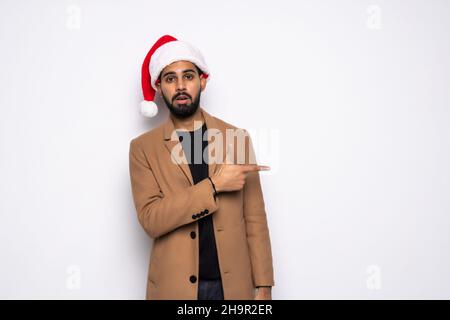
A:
[161, 60, 197, 76]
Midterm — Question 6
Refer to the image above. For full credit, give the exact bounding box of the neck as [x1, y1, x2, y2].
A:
[171, 107, 204, 132]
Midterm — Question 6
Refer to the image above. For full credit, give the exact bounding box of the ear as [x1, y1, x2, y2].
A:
[155, 80, 161, 95]
[200, 75, 207, 92]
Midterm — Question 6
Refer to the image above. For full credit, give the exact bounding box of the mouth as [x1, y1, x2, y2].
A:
[174, 94, 190, 104]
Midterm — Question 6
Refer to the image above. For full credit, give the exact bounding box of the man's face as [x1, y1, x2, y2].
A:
[156, 60, 206, 119]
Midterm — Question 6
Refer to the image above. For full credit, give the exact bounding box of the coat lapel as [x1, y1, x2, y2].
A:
[162, 107, 226, 186]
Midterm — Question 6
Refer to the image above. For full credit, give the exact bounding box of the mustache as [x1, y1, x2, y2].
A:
[173, 92, 191, 101]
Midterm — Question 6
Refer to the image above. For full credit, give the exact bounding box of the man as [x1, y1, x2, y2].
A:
[129, 35, 274, 300]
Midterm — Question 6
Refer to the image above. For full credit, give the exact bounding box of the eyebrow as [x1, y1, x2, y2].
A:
[162, 69, 197, 79]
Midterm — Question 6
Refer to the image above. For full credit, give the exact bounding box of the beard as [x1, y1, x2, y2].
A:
[161, 87, 201, 119]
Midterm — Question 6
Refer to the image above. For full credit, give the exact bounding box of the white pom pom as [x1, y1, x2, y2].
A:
[140, 100, 158, 118]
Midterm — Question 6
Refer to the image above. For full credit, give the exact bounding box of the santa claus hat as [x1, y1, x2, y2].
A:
[140, 35, 210, 118]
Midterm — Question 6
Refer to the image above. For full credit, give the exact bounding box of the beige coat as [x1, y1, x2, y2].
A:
[128, 107, 274, 299]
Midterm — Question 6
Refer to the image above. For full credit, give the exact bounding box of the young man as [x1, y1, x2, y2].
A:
[129, 35, 274, 300]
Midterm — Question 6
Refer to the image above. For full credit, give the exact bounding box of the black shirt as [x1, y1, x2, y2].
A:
[177, 123, 221, 280]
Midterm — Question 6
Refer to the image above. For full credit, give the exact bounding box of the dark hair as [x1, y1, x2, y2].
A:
[157, 64, 204, 83]
[195, 65, 204, 77]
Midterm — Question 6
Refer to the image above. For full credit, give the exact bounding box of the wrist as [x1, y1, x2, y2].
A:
[208, 176, 218, 196]
[256, 286, 272, 293]
[210, 175, 221, 193]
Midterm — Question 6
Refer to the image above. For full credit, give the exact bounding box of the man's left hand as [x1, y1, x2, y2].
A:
[254, 287, 272, 300]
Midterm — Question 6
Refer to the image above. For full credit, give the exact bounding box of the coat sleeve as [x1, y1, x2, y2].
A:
[129, 138, 219, 239]
[242, 130, 275, 287]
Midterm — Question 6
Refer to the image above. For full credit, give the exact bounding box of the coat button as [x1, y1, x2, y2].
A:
[189, 275, 197, 283]
[179, 135, 183, 142]
[190, 231, 196, 239]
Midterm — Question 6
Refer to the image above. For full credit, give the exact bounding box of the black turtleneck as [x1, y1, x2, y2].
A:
[176, 122, 221, 280]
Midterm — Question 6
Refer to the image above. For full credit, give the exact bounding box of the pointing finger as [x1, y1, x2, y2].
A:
[241, 164, 271, 172]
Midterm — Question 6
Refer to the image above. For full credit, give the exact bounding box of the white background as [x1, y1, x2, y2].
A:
[0, 0, 449, 299]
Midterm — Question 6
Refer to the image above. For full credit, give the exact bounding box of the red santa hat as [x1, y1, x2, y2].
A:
[140, 35, 210, 117]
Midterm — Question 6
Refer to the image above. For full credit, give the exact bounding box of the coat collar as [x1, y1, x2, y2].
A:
[162, 106, 218, 141]
[162, 107, 224, 186]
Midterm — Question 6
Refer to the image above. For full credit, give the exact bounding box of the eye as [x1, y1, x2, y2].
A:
[184, 74, 194, 80]
[165, 76, 175, 83]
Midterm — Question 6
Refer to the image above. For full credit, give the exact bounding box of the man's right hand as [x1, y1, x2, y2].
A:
[210, 143, 270, 193]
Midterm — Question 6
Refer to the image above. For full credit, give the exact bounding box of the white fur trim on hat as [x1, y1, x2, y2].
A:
[149, 40, 210, 91]
[140, 100, 158, 118]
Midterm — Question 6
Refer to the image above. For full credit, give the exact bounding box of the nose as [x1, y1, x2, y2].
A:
[176, 78, 187, 91]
